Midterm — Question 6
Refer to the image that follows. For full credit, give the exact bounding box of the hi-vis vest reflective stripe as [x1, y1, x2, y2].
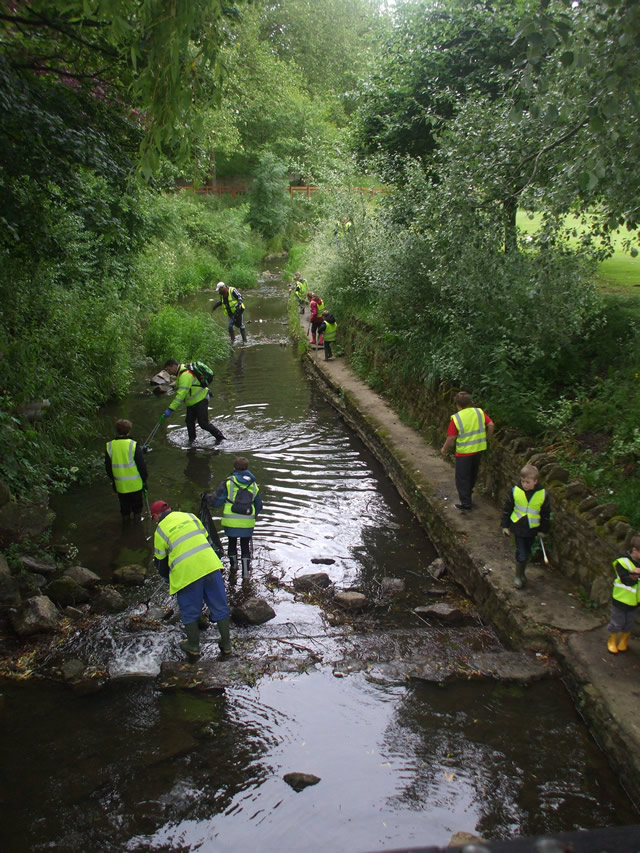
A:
[225, 289, 243, 315]
[222, 478, 259, 530]
[106, 439, 143, 494]
[171, 364, 208, 408]
[452, 407, 487, 454]
[323, 321, 338, 342]
[612, 557, 640, 607]
[154, 511, 222, 595]
[510, 486, 546, 528]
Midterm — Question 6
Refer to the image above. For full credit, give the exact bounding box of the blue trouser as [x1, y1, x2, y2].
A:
[176, 571, 230, 624]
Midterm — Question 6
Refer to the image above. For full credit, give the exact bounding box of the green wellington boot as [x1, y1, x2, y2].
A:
[513, 561, 528, 589]
[217, 617, 232, 657]
[179, 621, 201, 659]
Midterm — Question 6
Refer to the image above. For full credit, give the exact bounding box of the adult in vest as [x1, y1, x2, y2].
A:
[151, 500, 232, 658]
[607, 535, 640, 654]
[206, 456, 262, 581]
[290, 272, 307, 314]
[501, 464, 551, 589]
[308, 292, 324, 346]
[161, 359, 226, 446]
[317, 311, 338, 361]
[105, 418, 148, 520]
[441, 391, 494, 511]
[212, 281, 247, 344]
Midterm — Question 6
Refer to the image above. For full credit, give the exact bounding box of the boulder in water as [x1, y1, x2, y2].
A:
[293, 572, 331, 592]
[231, 597, 276, 625]
[91, 587, 125, 614]
[11, 595, 60, 637]
[334, 591, 367, 610]
[113, 564, 147, 586]
[46, 576, 90, 606]
[64, 565, 101, 588]
[283, 772, 321, 792]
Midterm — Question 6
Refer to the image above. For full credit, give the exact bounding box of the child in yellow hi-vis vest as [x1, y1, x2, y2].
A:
[501, 464, 551, 590]
[606, 535, 640, 654]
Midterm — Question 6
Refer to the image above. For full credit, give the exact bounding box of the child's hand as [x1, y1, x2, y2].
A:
[502, 528, 510, 537]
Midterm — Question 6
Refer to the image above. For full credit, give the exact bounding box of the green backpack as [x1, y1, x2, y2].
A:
[188, 361, 214, 387]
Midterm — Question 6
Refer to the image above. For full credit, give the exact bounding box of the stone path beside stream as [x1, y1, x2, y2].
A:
[302, 338, 640, 800]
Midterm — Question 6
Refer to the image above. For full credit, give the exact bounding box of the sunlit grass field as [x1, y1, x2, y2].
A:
[516, 211, 640, 291]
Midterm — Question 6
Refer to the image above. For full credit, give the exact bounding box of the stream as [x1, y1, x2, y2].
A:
[1, 268, 637, 852]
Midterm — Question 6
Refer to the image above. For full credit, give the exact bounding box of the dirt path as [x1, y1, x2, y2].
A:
[302, 337, 640, 796]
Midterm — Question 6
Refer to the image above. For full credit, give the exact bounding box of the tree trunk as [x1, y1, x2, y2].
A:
[503, 196, 517, 254]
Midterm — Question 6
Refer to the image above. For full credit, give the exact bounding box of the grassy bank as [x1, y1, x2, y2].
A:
[0, 191, 264, 498]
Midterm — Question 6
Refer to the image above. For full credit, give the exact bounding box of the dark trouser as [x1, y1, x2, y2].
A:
[608, 601, 638, 633]
[186, 398, 224, 442]
[323, 340, 333, 360]
[117, 489, 143, 518]
[454, 452, 483, 509]
[514, 535, 534, 564]
[228, 310, 245, 331]
[227, 536, 252, 560]
[310, 319, 322, 342]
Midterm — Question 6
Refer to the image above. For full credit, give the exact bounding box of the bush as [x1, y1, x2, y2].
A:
[143, 307, 229, 367]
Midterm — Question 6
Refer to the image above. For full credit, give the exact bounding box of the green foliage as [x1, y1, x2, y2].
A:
[247, 153, 290, 240]
[143, 307, 229, 367]
[0, 190, 263, 498]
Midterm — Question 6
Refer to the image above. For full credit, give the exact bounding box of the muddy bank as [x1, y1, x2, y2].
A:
[304, 347, 640, 799]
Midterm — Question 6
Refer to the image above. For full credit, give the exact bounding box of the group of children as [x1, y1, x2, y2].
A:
[291, 272, 338, 362]
[442, 391, 640, 655]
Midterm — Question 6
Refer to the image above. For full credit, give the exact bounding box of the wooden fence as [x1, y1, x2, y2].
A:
[175, 184, 389, 198]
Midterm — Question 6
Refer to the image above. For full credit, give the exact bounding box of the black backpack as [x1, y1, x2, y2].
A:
[231, 483, 254, 515]
[188, 361, 214, 387]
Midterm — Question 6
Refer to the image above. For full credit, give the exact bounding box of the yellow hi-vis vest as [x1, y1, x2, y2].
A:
[222, 477, 259, 530]
[612, 557, 640, 607]
[510, 486, 546, 529]
[169, 364, 208, 411]
[106, 438, 143, 494]
[323, 321, 338, 342]
[452, 407, 487, 454]
[224, 288, 244, 316]
[154, 511, 222, 595]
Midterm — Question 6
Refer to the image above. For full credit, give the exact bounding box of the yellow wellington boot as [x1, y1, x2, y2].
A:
[618, 632, 631, 652]
[607, 633, 619, 654]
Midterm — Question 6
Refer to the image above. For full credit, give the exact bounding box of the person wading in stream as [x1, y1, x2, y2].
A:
[105, 419, 148, 521]
[211, 281, 247, 344]
[206, 457, 262, 581]
[151, 499, 232, 659]
[441, 390, 494, 511]
[161, 359, 226, 446]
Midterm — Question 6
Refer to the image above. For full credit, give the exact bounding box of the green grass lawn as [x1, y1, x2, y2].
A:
[516, 211, 640, 292]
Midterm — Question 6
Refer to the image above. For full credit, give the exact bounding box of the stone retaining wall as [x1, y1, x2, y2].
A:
[338, 325, 634, 607]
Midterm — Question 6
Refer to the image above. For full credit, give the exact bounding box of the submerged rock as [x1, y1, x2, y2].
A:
[381, 577, 405, 595]
[292, 572, 331, 592]
[414, 602, 465, 624]
[11, 595, 60, 636]
[232, 597, 276, 625]
[310, 558, 335, 565]
[283, 772, 321, 792]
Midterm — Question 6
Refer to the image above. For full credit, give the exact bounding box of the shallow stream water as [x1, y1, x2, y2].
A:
[1, 270, 637, 851]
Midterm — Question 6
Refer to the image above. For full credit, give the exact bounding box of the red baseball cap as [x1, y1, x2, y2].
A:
[150, 500, 171, 516]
